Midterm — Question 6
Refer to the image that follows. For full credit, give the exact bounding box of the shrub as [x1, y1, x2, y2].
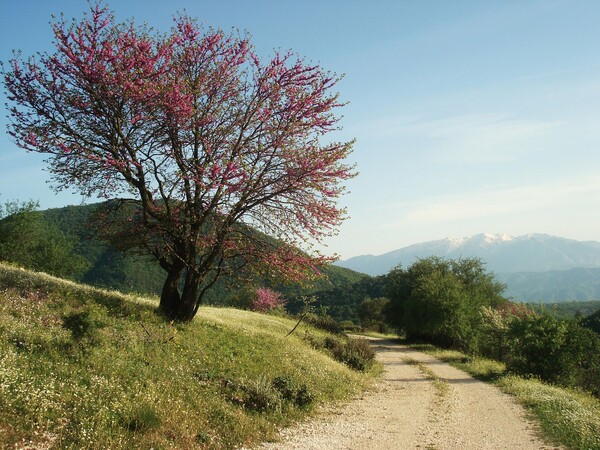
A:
[272, 376, 314, 408]
[226, 375, 315, 412]
[302, 312, 341, 334]
[294, 384, 314, 408]
[479, 303, 534, 361]
[272, 376, 296, 401]
[506, 314, 568, 382]
[339, 320, 360, 333]
[505, 314, 600, 392]
[62, 306, 105, 345]
[324, 336, 376, 372]
[582, 309, 600, 335]
[227, 287, 255, 310]
[561, 322, 600, 396]
[240, 376, 282, 413]
[358, 297, 392, 333]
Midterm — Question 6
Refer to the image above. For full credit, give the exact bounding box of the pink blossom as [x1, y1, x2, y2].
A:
[251, 288, 286, 312]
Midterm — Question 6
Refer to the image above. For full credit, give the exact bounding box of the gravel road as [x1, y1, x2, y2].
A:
[255, 337, 561, 450]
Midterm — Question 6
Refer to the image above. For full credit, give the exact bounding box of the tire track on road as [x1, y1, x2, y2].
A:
[254, 338, 559, 450]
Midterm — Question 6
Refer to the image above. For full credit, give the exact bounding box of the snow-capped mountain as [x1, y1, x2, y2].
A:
[336, 233, 600, 276]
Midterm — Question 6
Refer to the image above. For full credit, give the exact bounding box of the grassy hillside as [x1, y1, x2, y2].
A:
[0, 262, 374, 449]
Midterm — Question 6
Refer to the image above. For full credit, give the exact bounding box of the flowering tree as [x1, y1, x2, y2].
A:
[2, 4, 355, 321]
[251, 288, 286, 312]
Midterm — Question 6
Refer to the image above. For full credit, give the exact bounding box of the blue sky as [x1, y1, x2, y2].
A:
[1, 0, 600, 259]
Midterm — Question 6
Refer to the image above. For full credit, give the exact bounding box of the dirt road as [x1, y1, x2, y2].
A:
[257, 338, 560, 450]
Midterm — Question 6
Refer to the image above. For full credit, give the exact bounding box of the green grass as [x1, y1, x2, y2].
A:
[0, 262, 374, 449]
[499, 376, 600, 449]
[403, 357, 450, 397]
[413, 343, 600, 449]
[419, 347, 507, 382]
[354, 330, 400, 339]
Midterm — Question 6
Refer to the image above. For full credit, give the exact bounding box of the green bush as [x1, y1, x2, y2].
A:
[561, 322, 600, 396]
[239, 376, 283, 412]
[505, 314, 600, 393]
[339, 320, 360, 332]
[506, 314, 568, 382]
[582, 308, 600, 335]
[272, 375, 296, 401]
[226, 374, 315, 413]
[294, 384, 314, 408]
[272, 375, 314, 408]
[303, 312, 341, 334]
[358, 297, 392, 333]
[62, 306, 105, 345]
[324, 336, 376, 372]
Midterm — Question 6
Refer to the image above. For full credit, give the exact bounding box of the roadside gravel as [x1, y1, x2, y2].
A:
[254, 337, 562, 450]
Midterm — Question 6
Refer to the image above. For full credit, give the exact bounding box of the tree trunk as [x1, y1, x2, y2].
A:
[179, 272, 200, 321]
[158, 267, 202, 322]
[159, 268, 182, 318]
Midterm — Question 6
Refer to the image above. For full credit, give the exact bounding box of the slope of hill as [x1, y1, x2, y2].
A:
[36, 202, 365, 302]
[525, 300, 600, 321]
[0, 262, 371, 449]
[337, 233, 600, 276]
[498, 268, 600, 302]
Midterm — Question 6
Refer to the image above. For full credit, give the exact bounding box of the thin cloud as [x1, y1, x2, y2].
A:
[403, 174, 600, 224]
[357, 113, 562, 164]
[520, 62, 600, 81]
[428, 114, 562, 163]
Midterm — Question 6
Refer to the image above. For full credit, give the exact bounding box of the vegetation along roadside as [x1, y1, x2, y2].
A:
[415, 344, 600, 449]
[0, 262, 377, 449]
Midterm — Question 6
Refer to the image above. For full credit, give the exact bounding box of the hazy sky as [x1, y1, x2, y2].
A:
[1, 1, 600, 259]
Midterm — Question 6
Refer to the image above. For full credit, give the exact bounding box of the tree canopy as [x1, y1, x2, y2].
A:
[386, 257, 506, 351]
[0, 200, 88, 278]
[2, 3, 355, 320]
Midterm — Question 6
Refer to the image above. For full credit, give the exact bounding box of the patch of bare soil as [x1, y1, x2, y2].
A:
[254, 337, 562, 450]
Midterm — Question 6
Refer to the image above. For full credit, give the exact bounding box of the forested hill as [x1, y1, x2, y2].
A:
[12, 201, 366, 303]
[498, 268, 600, 302]
[41, 202, 166, 295]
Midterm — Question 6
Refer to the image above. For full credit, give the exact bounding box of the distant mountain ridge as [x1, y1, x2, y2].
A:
[335, 233, 600, 302]
[336, 233, 600, 276]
